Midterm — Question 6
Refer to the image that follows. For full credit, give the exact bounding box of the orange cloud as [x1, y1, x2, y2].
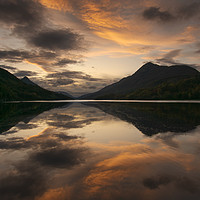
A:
[24, 59, 48, 72]
[38, 0, 200, 65]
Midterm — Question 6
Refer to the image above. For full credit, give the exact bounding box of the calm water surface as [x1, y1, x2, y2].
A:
[0, 101, 200, 200]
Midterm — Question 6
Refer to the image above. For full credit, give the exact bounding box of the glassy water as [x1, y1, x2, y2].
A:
[0, 102, 200, 200]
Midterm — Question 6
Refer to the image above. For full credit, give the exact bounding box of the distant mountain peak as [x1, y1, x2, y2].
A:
[22, 76, 30, 81]
[143, 62, 158, 67]
[81, 62, 199, 100]
[21, 76, 37, 86]
[135, 62, 159, 74]
[0, 68, 73, 101]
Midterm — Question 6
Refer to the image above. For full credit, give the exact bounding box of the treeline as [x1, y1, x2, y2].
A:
[125, 76, 200, 100]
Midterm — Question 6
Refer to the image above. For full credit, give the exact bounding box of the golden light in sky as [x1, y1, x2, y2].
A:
[0, 0, 199, 96]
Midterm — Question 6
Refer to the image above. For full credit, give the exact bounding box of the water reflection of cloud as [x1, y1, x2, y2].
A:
[44, 104, 111, 130]
[19, 131, 200, 200]
[60, 140, 200, 200]
[0, 103, 200, 200]
[0, 128, 81, 150]
[0, 161, 47, 200]
[0, 127, 87, 200]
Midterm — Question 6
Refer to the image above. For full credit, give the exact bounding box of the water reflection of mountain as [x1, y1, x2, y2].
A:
[86, 103, 200, 136]
[0, 102, 70, 134]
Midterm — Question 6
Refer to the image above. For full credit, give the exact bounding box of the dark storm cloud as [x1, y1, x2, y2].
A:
[30, 29, 83, 51]
[14, 70, 38, 77]
[0, 0, 43, 27]
[143, 7, 174, 22]
[54, 58, 78, 66]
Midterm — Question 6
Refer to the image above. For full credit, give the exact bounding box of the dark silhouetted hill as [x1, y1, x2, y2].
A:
[81, 62, 200, 100]
[87, 103, 200, 136]
[0, 68, 73, 101]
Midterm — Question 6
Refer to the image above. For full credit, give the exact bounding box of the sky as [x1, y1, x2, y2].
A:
[0, 0, 200, 96]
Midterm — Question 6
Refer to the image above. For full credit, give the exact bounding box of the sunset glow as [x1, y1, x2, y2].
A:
[0, 0, 199, 96]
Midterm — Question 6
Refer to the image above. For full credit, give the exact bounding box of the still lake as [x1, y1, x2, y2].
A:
[0, 101, 200, 200]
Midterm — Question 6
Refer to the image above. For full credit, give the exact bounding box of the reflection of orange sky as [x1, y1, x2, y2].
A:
[34, 137, 199, 200]
[26, 127, 50, 140]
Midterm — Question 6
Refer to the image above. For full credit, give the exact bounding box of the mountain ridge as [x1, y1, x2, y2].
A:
[80, 62, 200, 100]
[21, 76, 38, 86]
[0, 68, 73, 101]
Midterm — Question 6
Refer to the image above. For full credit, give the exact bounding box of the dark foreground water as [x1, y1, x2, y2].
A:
[0, 101, 200, 200]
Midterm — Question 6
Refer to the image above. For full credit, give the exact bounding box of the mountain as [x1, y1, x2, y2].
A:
[57, 91, 74, 99]
[0, 68, 73, 101]
[21, 76, 38, 86]
[81, 62, 200, 100]
[86, 103, 200, 136]
[0, 102, 70, 134]
[21, 77, 75, 99]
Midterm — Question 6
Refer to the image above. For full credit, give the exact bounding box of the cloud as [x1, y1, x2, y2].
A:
[156, 49, 182, 65]
[54, 58, 78, 66]
[195, 42, 200, 54]
[0, 65, 17, 71]
[31, 147, 84, 168]
[0, 0, 85, 71]
[46, 70, 101, 81]
[0, 49, 81, 72]
[0, 127, 86, 199]
[143, 175, 199, 193]
[47, 112, 101, 129]
[0, 50, 32, 62]
[143, 175, 172, 189]
[0, 162, 47, 200]
[39, 0, 200, 49]
[37, 70, 105, 94]
[0, 130, 80, 150]
[14, 70, 38, 77]
[47, 78, 75, 87]
[143, 7, 174, 22]
[178, 2, 200, 20]
[0, 0, 43, 28]
[0, 49, 56, 63]
[30, 29, 84, 51]
[15, 123, 38, 130]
